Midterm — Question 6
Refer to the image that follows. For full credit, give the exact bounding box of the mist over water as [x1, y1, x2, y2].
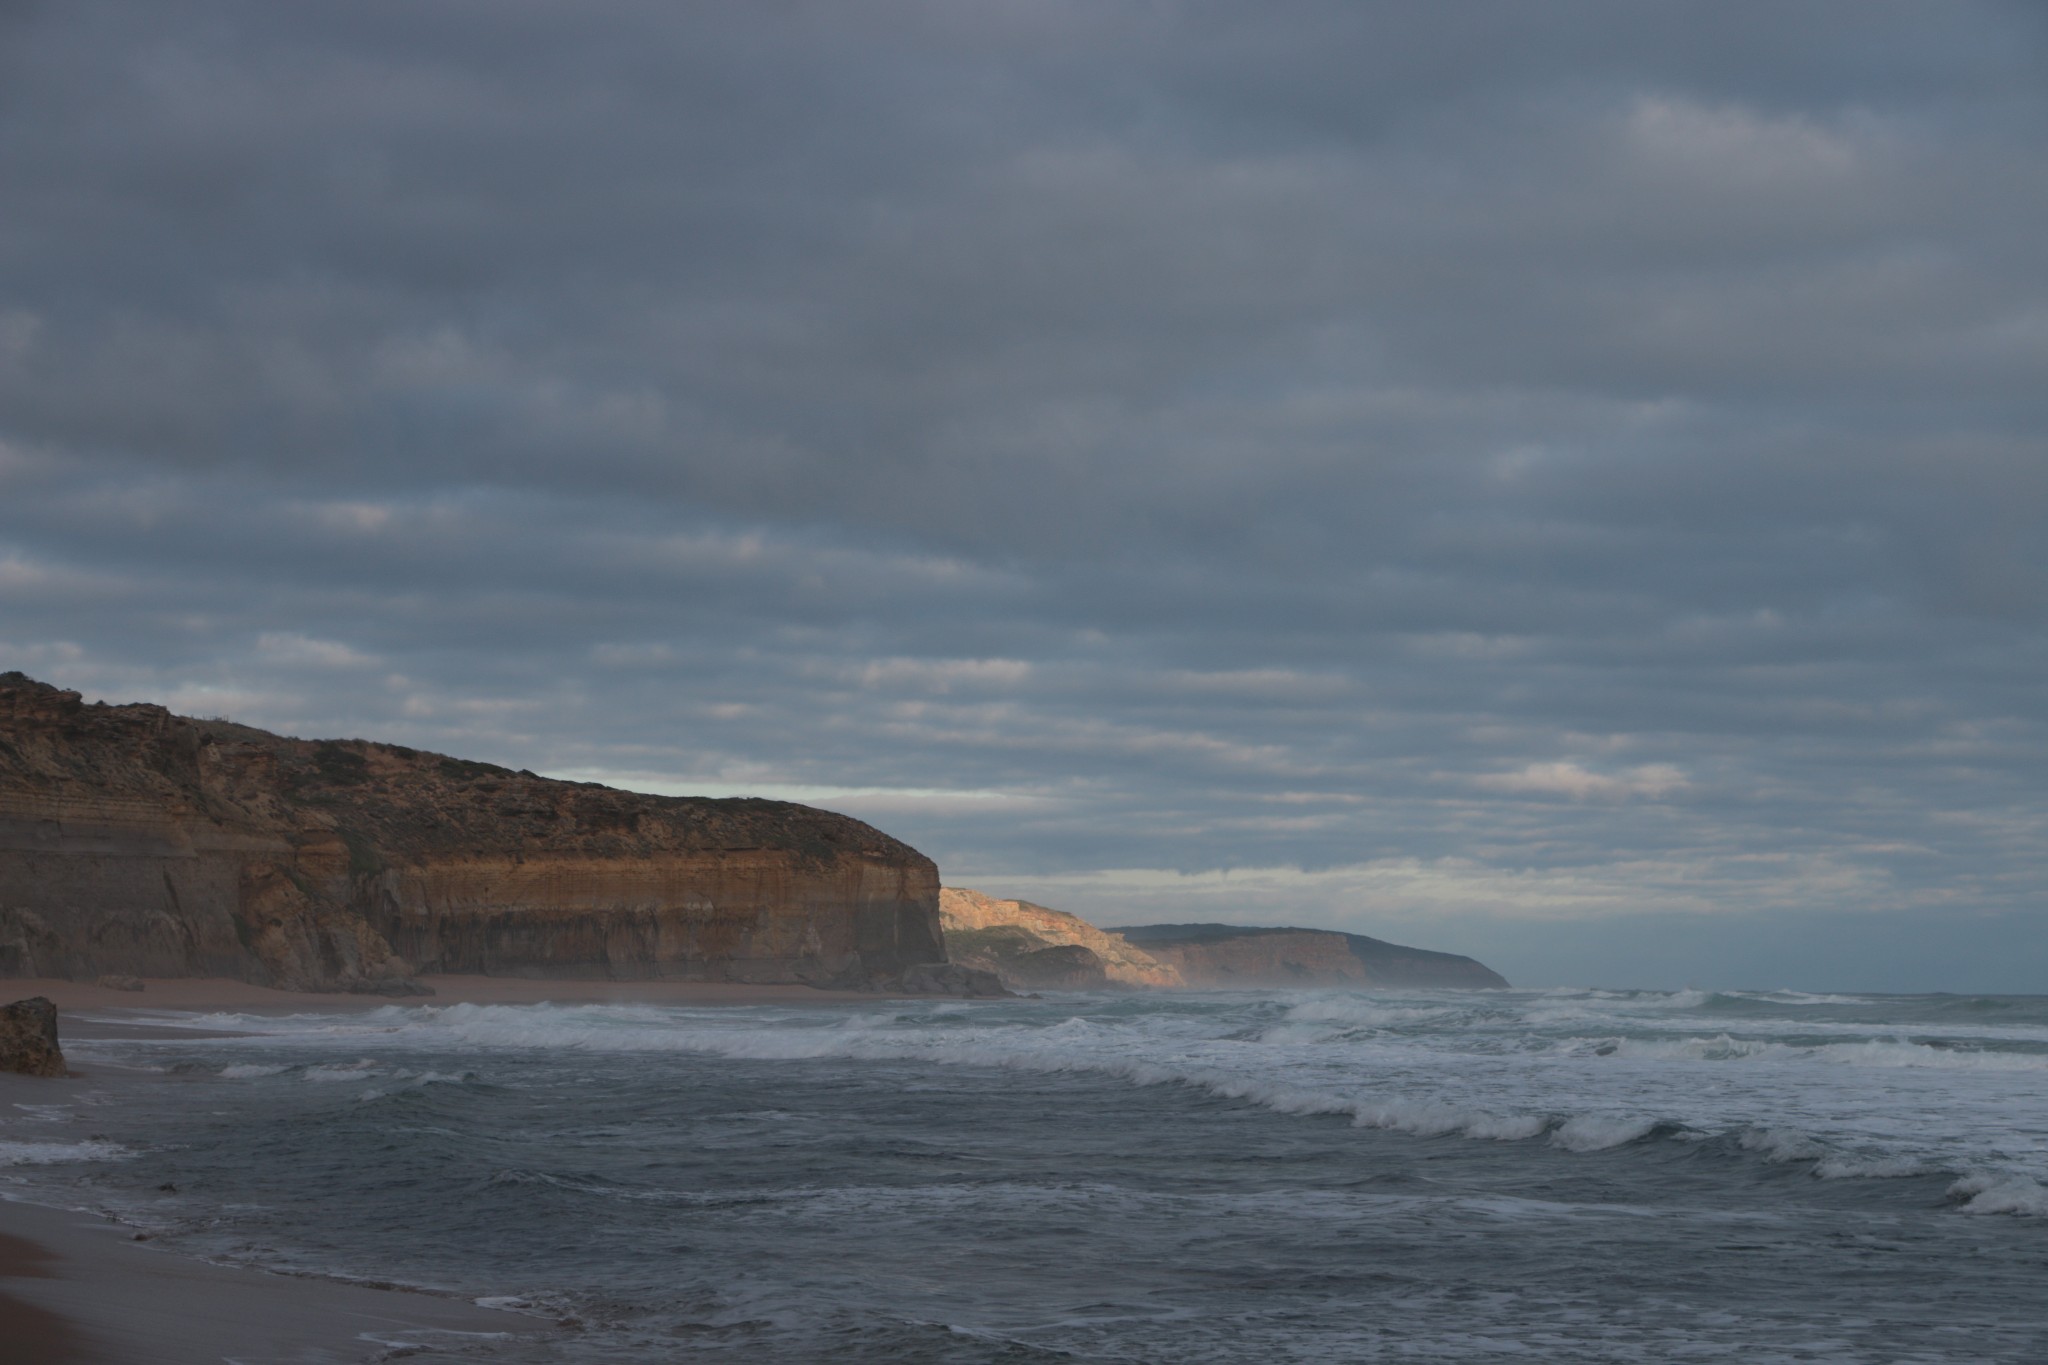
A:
[10, 987, 2048, 1362]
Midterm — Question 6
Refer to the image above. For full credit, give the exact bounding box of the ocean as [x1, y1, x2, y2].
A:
[7, 986, 2048, 1362]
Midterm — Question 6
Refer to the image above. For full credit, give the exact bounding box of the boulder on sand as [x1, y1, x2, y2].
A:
[0, 996, 68, 1077]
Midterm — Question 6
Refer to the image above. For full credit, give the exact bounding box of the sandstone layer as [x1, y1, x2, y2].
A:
[939, 887, 1182, 987]
[0, 674, 986, 995]
[1110, 923, 1509, 990]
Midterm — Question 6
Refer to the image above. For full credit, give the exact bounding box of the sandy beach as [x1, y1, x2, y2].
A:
[1, 974, 889, 1363]
[4, 1056, 543, 1363]
[0, 1195, 535, 1364]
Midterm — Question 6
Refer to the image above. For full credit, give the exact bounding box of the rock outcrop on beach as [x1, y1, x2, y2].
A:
[939, 887, 1183, 988]
[1109, 923, 1509, 989]
[0, 996, 67, 1077]
[0, 674, 987, 995]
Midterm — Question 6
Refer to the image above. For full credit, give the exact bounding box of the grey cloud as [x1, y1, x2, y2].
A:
[4, 1, 2046, 987]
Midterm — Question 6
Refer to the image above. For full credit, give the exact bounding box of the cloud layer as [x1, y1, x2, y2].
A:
[4, 1, 2045, 988]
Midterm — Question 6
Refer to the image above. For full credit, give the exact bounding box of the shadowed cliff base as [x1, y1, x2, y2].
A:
[0, 673, 1000, 996]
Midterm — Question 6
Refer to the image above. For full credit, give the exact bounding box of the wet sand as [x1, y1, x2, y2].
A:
[0, 1199, 536, 1364]
[0, 1226, 97, 1365]
[3, 1057, 543, 1362]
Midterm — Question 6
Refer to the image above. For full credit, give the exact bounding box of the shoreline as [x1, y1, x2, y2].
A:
[0, 974, 895, 1360]
[0, 970, 950, 1358]
[0, 1196, 540, 1364]
[6, 973, 894, 1021]
[2, 1063, 549, 1363]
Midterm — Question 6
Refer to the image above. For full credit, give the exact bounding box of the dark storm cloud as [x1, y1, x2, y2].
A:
[3, 1, 2045, 987]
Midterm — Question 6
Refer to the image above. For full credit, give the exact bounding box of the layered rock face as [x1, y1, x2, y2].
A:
[940, 924, 1112, 991]
[939, 887, 1182, 987]
[1111, 923, 1509, 990]
[937, 925, 1114, 986]
[0, 674, 965, 994]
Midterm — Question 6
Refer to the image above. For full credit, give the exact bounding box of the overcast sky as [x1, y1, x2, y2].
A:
[4, 1, 2045, 990]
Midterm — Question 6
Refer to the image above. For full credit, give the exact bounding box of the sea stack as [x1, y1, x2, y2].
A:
[0, 995, 68, 1077]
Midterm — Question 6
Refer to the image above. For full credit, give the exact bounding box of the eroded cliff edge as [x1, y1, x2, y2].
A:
[0, 673, 979, 994]
[939, 887, 1183, 990]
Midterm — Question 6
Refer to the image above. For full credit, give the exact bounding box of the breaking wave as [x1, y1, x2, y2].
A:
[1602, 1033, 2048, 1070]
[1949, 1174, 2048, 1217]
[105, 986, 2048, 1217]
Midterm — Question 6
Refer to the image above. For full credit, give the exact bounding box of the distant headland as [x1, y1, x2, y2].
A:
[939, 888, 1508, 991]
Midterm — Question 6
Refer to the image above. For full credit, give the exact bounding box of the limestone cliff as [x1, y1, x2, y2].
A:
[942, 927, 1112, 991]
[939, 887, 1182, 987]
[0, 673, 982, 994]
[1110, 923, 1509, 990]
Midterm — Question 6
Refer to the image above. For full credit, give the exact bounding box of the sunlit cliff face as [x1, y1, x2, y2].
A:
[0, 676, 947, 992]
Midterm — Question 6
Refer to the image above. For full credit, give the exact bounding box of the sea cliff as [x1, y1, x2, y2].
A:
[939, 887, 1182, 988]
[0, 674, 983, 995]
[939, 888, 1508, 992]
[1111, 923, 1509, 989]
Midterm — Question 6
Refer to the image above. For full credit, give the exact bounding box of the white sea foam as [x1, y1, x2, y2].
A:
[1722, 1131, 1929, 1180]
[1610, 1033, 2048, 1071]
[1948, 1173, 2048, 1216]
[1460, 1112, 1552, 1142]
[1657, 989, 1713, 1009]
[1550, 1115, 1659, 1152]
[9, 1103, 73, 1122]
[1814, 1155, 1927, 1180]
[358, 1069, 474, 1101]
[1738, 1127, 1828, 1163]
[0, 1138, 132, 1165]
[1273, 998, 1459, 1030]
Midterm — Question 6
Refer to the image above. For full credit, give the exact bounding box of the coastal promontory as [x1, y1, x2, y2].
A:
[0, 674, 981, 995]
[1111, 923, 1509, 989]
[939, 888, 1509, 991]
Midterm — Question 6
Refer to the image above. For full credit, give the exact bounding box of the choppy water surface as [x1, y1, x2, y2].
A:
[8, 986, 2048, 1362]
